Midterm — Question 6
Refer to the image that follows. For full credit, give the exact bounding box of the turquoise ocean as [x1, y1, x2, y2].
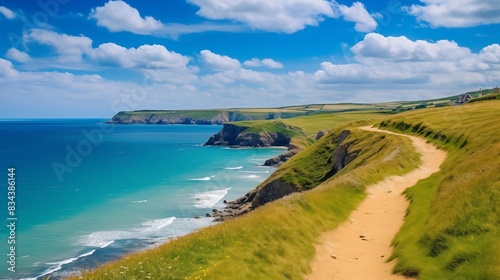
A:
[0, 119, 282, 279]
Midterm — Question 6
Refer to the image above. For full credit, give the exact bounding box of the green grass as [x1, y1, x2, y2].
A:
[379, 100, 500, 279]
[71, 121, 420, 280]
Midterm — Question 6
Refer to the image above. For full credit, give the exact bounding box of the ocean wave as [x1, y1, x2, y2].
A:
[193, 188, 231, 208]
[189, 176, 212, 181]
[141, 217, 176, 232]
[242, 174, 261, 179]
[132, 199, 148, 204]
[34, 250, 96, 280]
[224, 166, 243, 170]
[79, 230, 132, 248]
[240, 170, 270, 174]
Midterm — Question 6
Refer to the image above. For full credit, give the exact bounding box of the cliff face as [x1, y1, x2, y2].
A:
[210, 130, 360, 221]
[108, 111, 252, 125]
[204, 124, 293, 147]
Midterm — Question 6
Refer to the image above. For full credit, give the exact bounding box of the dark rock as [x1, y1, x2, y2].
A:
[194, 216, 201, 219]
[316, 129, 329, 140]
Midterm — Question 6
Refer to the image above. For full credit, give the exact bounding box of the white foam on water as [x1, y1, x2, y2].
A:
[141, 217, 176, 232]
[243, 174, 261, 179]
[132, 199, 148, 204]
[224, 166, 243, 170]
[100, 240, 115, 248]
[240, 170, 270, 174]
[34, 249, 96, 280]
[193, 188, 231, 208]
[189, 176, 212, 181]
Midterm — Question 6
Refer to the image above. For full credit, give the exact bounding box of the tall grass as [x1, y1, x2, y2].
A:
[71, 123, 420, 280]
[380, 100, 500, 279]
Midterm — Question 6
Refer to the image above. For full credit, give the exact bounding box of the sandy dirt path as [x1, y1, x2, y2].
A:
[305, 126, 447, 280]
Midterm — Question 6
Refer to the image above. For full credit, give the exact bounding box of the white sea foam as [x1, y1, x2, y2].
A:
[132, 199, 148, 204]
[100, 240, 115, 248]
[141, 217, 176, 232]
[224, 166, 243, 170]
[79, 230, 132, 248]
[243, 174, 261, 179]
[35, 250, 96, 280]
[79, 217, 177, 248]
[193, 188, 231, 208]
[189, 176, 212, 181]
[240, 170, 270, 174]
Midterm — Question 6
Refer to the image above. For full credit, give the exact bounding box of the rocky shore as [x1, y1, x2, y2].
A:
[204, 129, 359, 221]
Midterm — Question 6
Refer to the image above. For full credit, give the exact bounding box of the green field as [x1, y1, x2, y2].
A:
[111, 89, 491, 123]
[72, 93, 499, 279]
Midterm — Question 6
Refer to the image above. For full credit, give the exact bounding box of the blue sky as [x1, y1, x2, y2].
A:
[0, 0, 499, 118]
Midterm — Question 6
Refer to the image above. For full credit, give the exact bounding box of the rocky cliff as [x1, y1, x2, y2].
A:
[209, 130, 360, 221]
[204, 123, 296, 147]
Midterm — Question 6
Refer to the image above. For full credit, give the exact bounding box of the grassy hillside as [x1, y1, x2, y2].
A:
[110, 89, 490, 123]
[72, 120, 420, 280]
[379, 100, 500, 279]
[72, 93, 498, 280]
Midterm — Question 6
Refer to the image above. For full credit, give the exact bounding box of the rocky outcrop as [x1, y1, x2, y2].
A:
[235, 132, 291, 147]
[204, 124, 249, 146]
[210, 130, 360, 221]
[316, 129, 329, 140]
[204, 124, 293, 147]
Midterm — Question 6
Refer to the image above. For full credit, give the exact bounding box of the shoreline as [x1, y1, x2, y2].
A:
[35, 150, 281, 280]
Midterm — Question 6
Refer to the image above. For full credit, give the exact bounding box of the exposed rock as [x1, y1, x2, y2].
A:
[263, 150, 298, 167]
[204, 124, 249, 146]
[204, 123, 293, 147]
[235, 132, 291, 147]
[316, 129, 329, 140]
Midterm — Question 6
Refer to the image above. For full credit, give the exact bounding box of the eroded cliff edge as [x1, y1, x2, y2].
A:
[208, 129, 360, 221]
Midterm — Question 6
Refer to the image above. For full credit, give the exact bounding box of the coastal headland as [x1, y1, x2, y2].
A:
[71, 91, 500, 280]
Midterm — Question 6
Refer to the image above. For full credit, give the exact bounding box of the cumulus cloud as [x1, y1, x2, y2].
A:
[200, 50, 241, 71]
[244, 58, 284, 69]
[351, 33, 471, 62]
[90, 0, 163, 34]
[0, 58, 18, 77]
[479, 44, 500, 64]
[337, 2, 377, 32]
[23, 29, 92, 63]
[6, 48, 31, 63]
[405, 0, 500, 27]
[315, 33, 499, 87]
[0, 6, 15, 19]
[91, 43, 190, 69]
[188, 0, 336, 33]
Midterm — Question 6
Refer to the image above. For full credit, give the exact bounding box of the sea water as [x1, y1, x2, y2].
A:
[0, 119, 283, 279]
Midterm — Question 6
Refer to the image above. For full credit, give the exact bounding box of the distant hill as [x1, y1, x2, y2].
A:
[107, 88, 497, 125]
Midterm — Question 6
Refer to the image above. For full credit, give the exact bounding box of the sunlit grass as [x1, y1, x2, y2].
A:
[380, 100, 500, 279]
[71, 122, 420, 280]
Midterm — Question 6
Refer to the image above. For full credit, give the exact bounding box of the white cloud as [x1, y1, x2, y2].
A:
[200, 50, 241, 71]
[337, 2, 377, 32]
[6, 48, 31, 63]
[91, 43, 190, 69]
[351, 33, 471, 62]
[90, 0, 163, 34]
[0, 58, 18, 77]
[23, 29, 92, 63]
[188, 0, 336, 33]
[405, 0, 500, 27]
[479, 44, 500, 64]
[315, 33, 500, 88]
[0, 6, 15, 19]
[244, 58, 284, 69]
